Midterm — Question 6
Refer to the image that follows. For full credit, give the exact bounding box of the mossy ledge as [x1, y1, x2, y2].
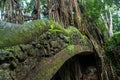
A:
[0, 19, 88, 49]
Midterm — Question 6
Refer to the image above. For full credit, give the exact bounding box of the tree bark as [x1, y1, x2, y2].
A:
[101, 5, 113, 37]
[108, 7, 113, 37]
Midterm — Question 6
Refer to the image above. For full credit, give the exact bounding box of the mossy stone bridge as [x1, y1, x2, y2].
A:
[0, 20, 107, 80]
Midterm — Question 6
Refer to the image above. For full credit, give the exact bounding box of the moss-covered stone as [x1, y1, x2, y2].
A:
[0, 20, 87, 49]
[66, 45, 75, 54]
[0, 69, 12, 80]
[0, 19, 96, 80]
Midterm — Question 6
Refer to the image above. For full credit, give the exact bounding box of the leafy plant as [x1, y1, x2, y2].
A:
[113, 65, 120, 76]
[105, 32, 120, 75]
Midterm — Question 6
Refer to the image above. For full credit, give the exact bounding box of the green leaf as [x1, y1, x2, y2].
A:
[50, 24, 54, 29]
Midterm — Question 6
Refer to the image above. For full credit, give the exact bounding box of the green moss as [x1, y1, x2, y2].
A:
[0, 69, 12, 80]
[81, 35, 87, 44]
[10, 61, 17, 69]
[64, 36, 70, 43]
[48, 29, 64, 37]
[66, 45, 74, 54]
[0, 19, 88, 52]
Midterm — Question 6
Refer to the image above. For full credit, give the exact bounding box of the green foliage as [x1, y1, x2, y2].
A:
[0, 20, 86, 49]
[0, 69, 12, 80]
[113, 64, 120, 76]
[48, 24, 64, 36]
[50, 24, 54, 29]
[97, 19, 107, 31]
[0, 0, 6, 8]
[113, 12, 120, 32]
[105, 32, 120, 75]
[79, 0, 104, 20]
[104, 56, 110, 64]
[65, 26, 83, 37]
[105, 32, 120, 51]
[96, 19, 108, 37]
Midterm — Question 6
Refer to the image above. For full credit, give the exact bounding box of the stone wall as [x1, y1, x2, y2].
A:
[0, 20, 93, 80]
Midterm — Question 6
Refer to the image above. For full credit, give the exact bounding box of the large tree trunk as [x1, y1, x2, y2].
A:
[32, 0, 41, 20]
[47, 0, 81, 29]
[5, 0, 24, 24]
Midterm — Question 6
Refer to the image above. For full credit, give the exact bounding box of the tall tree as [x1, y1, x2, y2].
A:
[101, 5, 113, 37]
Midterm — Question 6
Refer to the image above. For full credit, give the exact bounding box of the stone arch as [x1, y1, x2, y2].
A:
[25, 44, 102, 80]
[51, 52, 102, 80]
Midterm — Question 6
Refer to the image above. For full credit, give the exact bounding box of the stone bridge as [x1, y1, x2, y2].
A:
[0, 20, 107, 80]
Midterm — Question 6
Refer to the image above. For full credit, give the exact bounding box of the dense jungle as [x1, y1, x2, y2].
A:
[0, 0, 120, 80]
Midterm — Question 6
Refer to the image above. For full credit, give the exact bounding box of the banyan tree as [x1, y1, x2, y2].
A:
[0, 0, 119, 80]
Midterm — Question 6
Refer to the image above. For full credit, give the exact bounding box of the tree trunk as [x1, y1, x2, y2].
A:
[4, 0, 24, 24]
[101, 5, 113, 37]
[108, 7, 113, 37]
[47, 0, 81, 29]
